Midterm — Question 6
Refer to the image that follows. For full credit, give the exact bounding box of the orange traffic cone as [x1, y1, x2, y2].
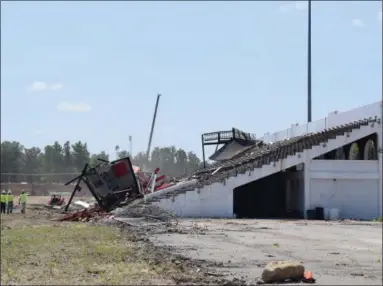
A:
[302, 271, 316, 283]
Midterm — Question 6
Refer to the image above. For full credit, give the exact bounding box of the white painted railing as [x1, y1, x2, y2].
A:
[259, 101, 382, 143]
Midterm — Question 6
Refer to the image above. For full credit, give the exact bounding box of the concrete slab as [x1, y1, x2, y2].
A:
[150, 219, 382, 285]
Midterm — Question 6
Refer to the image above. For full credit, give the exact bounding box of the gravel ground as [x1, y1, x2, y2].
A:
[143, 219, 382, 285]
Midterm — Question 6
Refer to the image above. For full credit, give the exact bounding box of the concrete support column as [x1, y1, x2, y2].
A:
[303, 153, 311, 219]
[286, 179, 291, 212]
[378, 126, 383, 217]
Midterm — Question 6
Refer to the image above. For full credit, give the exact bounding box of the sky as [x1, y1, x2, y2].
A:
[1, 1, 382, 160]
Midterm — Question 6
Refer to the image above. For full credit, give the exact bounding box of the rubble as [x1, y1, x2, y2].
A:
[261, 261, 306, 283]
[114, 203, 178, 222]
[73, 200, 91, 209]
[56, 199, 177, 224]
[58, 206, 109, 222]
[55, 156, 186, 223]
[63, 156, 177, 214]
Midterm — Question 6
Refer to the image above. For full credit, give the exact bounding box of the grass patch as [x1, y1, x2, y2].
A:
[372, 217, 383, 222]
[1, 214, 188, 285]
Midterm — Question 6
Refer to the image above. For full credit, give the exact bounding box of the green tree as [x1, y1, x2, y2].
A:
[1, 141, 25, 182]
[23, 147, 41, 174]
[89, 151, 110, 166]
[162, 146, 176, 175]
[149, 147, 161, 170]
[1, 140, 202, 182]
[63, 141, 73, 172]
[187, 151, 201, 173]
[175, 148, 187, 176]
[71, 141, 90, 171]
[132, 152, 147, 169]
[117, 150, 130, 159]
[42, 142, 64, 173]
[1, 141, 24, 173]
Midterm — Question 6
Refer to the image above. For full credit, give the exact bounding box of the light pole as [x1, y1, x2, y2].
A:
[307, 0, 312, 123]
[129, 136, 133, 158]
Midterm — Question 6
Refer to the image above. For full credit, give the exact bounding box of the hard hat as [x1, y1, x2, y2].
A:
[7, 190, 12, 194]
[1, 190, 5, 194]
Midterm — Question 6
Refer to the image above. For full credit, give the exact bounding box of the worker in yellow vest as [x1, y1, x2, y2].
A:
[6, 190, 14, 214]
[19, 191, 27, 214]
[0, 190, 6, 214]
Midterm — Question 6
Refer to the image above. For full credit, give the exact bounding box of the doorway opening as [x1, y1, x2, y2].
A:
[233, 166, 304, 219]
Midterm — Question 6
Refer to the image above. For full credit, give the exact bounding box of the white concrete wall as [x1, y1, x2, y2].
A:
[150, 101, 382, 218]
[308, 160, 380, 220]
[303, 122, 382, 217]
[310, 179, 380, 220]
[260, 101, 381, 143]
[152, 181, 233, 218]
[310, 160, 380, 180]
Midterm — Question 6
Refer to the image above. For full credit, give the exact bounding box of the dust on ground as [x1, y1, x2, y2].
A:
[0, 197, 240, 285]
[138, 218, 382, 285]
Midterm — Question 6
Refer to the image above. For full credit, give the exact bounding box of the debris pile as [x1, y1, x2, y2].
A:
[135, 167, 175, 194]
[56, 199, 178, 224]
[115, 203, 178, 223]
[58, 206, 109, 222]
[56, 156, 183, 224]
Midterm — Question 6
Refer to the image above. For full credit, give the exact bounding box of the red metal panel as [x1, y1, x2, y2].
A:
[112, 161, 129, 178]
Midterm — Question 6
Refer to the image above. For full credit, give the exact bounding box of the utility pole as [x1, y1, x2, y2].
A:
[307, 0, 312, 123]
[146, 94, 161, 167]
[129, 136, 133, 158]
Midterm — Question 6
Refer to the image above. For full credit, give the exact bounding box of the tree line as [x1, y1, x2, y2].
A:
[1, 140, 203, 183]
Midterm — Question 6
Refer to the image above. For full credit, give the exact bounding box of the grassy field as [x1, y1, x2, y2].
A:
[0, 205, 198, 285]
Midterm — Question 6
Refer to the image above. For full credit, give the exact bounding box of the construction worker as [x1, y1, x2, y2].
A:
[19, 191, 27, 214]
[6, 190, 14, 214]
[1, 190, 6, 214]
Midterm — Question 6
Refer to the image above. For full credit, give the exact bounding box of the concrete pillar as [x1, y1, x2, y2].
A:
[286, 179, 291, 211]
[303, 153, 311, 219]
[378, 125, 383, 217]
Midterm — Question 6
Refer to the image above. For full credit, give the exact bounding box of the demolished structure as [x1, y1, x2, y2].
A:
[62, 101, 382, 221]
[63, 156, 174, 215]
[64, 157, 142, 212]
[62, 128, 266, 218]
[144, 101, 382, 220]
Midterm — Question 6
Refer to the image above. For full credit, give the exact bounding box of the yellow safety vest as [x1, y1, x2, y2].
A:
[6, 195, 13, 202]
[19, 194, 27, 203]
[0, 194, 6, 203]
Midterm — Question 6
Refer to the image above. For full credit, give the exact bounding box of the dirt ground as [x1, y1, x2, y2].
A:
[0, 197, 237, 285]
[2, 196, 382, 285]
[141, 218, 382, 285]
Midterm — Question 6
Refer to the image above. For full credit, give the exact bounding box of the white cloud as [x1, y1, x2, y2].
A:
[34, 130, 44, 136]
[351, 18, 364, 27]
[279, 1, 307, 14]
[378, 11, 382, 22]
[56, 102, 92, 112]
[28, 81, 48, 91]
[279, 4, 292, 13]
[27, 81, 63, 92]
[50, 83, 63, 90]
[295, 1, 308, 10]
